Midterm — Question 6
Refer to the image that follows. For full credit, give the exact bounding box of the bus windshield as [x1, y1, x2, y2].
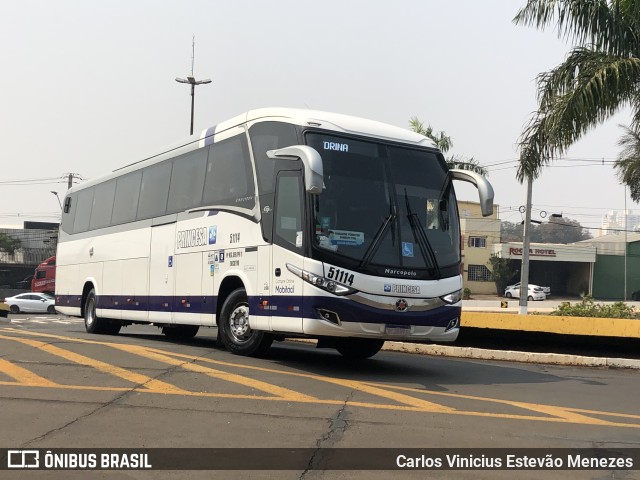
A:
[306, 133, 460, 279]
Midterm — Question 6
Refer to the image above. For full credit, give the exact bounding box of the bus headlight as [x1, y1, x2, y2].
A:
[286, 264, 357, 296]
[440, 289, 462, 304]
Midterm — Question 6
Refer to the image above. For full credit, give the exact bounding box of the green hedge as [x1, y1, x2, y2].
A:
[546, 296, 640, 319]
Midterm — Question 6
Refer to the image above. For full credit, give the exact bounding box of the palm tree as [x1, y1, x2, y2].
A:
[514, 0, 640, 196]
[409, 117, 488, 175]
[616, 125, 640, 200]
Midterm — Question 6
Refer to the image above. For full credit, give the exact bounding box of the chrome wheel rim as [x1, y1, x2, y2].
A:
[228, 304, 251, 343]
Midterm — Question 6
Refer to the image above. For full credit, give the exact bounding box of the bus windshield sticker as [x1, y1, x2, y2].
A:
[208, 226, 217, 244]
[402, 242, 414, 257]
[329, 230, 364, 247]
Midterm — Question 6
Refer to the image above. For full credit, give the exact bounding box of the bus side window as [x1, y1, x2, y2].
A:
[112, 171, 142, 225]
[137, 161, 172, 220]
[274, 173, 303, 250]
[203, 134, 255, 209]
[248, 121, 300, 243]
[166, 149, 207, 214]
[73, 188, 95, 234]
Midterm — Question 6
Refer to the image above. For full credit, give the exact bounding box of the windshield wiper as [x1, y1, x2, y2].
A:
[404, 188, 441, 278]
[358, 210, 396, 269]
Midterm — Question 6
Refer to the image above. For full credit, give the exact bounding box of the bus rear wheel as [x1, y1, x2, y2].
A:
[84, 288, 121, 335]
[336, 338, 385, 360]
[162, 325, 199, 338]
[219, 288, 273, 356]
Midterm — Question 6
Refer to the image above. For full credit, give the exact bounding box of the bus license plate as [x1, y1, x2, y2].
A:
[384, 324, 411, 336]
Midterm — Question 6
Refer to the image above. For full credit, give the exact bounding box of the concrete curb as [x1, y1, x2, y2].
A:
[288, 339, 640, 369]
[382, 341, 640, 369]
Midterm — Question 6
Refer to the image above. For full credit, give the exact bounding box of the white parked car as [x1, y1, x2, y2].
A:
[504, 285, 546, 301]
[3, 292, 56, 314]
[505, 282, 551, 296]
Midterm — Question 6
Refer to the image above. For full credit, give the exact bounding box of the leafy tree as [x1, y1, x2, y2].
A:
[500, 221, 524, 242]
[0, 233, 21, 255]
[500, 217, 592, 243]
[615, 126, 640, 201]
[488, 254, 518, 294]
[533, 217, 592, 243]
[513, 0, 640, 200]
[409, 117, 488, 175]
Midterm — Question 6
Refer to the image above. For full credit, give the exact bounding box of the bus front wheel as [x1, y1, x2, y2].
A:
[336, 338, 385, 360]
[84, 289, 121, 335]
[219, 288, 273, 356]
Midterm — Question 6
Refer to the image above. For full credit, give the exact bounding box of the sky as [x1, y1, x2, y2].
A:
[0, 0, 635, 232]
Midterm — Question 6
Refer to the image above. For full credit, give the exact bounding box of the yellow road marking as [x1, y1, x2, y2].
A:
[362, 382, 640, 427]
[0, 358, 59, 387]
[3, 330, 437, 408]
[1, 329, 638, 428]
[0, 334, 187, 394]
[109, 343, 317, 402]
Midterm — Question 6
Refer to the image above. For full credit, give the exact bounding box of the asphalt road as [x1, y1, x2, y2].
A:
[0, 314, 639, 480]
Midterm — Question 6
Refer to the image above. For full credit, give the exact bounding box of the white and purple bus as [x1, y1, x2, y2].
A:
[55, 108, 493, 359]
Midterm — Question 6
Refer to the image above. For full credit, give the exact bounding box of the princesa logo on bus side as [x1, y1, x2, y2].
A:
[177, 227, 208, 249]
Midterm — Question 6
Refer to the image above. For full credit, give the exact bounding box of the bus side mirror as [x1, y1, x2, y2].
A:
[450, 169, 494, 217]
[266, 145, 324, 194]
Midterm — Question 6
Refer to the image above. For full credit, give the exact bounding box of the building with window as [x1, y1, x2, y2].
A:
[459, 200, 501, 294]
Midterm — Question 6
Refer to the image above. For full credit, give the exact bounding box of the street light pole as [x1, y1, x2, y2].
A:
[175, 37, 211, 135]
[50, 191, 62, 210]
[176, 76, 211, 135]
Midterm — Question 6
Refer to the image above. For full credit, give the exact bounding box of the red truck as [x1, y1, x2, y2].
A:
[31, 256, 56, 295]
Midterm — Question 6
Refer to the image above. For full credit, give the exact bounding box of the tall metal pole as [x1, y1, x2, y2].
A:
[175, 36, 211, 136]
[519, 175, 533, 315]
[190, 83, 195, 136]
[624, 185, 628, 301]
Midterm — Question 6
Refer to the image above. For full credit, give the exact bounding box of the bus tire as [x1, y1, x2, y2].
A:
[336, 338, 384, 360]
[162, 325, 199, 338]
[84, 289, 121, 335]
[219, 288, 273, 356]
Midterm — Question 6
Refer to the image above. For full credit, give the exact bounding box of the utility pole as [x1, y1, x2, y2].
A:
[519, 176, 533, 315]
[64, 173, 83, 190]
[175, 36, 211, 135]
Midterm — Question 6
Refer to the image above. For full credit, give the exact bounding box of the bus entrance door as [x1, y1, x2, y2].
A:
[270, 171, 305, 334]
[149, 222, 176, 324]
